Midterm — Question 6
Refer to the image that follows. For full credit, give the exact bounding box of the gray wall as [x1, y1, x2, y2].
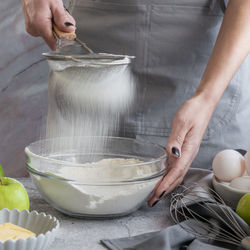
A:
[0, 0, 49, 177]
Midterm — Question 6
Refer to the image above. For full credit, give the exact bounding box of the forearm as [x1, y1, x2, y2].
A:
[149, 0, 250, 204]
[194, 0, 250, 106]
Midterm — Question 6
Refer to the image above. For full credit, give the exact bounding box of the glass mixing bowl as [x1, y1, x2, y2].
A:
[25, 137, 167, 218]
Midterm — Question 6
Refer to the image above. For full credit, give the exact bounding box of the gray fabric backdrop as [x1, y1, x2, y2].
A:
[0, 0, 49, 177]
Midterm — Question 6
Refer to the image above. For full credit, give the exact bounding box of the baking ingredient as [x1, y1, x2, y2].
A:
[0, 177, 29, 211]
[32, 158, 158, 216]
[236, 193, 250, 226]
[43, 44, 147, 216]
[0, 223, 35, 242]
[244, 149, 250, 175]
[46, 60, 135, 159]
[0, 165, 4, 177]
[212, 149, 245, 182]
[43, 45, 138, 216]
[58, 158, 155, 181]
[230, 176, 250, 192]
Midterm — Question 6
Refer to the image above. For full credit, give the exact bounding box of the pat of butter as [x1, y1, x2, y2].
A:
[0, 223, 36, 242]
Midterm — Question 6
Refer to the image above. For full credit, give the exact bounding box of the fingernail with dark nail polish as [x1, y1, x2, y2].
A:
[159, 191, 166, 199]
[63, 5, 70, 14]
[64, 22, 74, 27]
[152, 200, 159, 207]
[172, 147, 180, 158]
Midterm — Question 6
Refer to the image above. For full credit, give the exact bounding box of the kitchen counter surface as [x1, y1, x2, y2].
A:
[20, 177, 173, 250]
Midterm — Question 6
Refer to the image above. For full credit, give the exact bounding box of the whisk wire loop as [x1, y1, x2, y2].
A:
[170, 184, 249, 248]
[171, 195, 243, 246]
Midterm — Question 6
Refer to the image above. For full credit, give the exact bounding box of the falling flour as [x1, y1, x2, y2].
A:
[45, 58, 135, 156]
[39, 57, 159, 216]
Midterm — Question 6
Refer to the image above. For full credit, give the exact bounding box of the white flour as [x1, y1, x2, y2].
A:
[45, 58, 135, 157]
[40, 57, 157, 216]
[58, 158, 155, 181]
[33, 158, 159, 216]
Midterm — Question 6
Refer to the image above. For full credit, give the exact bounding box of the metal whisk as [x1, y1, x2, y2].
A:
[170, 184, 250, 249]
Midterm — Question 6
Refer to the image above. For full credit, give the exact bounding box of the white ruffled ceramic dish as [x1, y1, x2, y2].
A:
[212, 175, 248, 209]
[0, 209, 59, 250]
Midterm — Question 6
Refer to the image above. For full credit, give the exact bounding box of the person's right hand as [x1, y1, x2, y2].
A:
[22, 0, 76, 50]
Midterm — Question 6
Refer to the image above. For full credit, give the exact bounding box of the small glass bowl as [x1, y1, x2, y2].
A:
[25, 137, 167, 218]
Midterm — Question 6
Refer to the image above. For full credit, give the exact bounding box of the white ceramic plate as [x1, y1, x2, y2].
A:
[0, 209, 59, 250]
[212, 175, 248, 209]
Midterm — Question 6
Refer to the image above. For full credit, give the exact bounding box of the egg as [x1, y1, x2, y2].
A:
[229, 176, 250, 192]
[212, 149, 245, 182]
[244, 149, 250, 175]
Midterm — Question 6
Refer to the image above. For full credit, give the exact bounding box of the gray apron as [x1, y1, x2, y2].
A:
[68, 0, 250, 169]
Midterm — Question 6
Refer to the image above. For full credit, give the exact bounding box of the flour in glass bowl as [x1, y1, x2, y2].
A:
[37, 55, 160, 216]
[32, 158, 159, 217]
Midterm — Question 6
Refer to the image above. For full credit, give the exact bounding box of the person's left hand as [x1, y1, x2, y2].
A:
[148, 93, 216, 207]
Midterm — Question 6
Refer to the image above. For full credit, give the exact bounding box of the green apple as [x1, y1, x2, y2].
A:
[0, 165, 4, 177]
[236, 193, 250, 226]
[0, 177, 30, 211]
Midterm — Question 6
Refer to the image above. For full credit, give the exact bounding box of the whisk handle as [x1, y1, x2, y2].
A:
[52, 24, 76, 40]
[241, 236, 250, 250]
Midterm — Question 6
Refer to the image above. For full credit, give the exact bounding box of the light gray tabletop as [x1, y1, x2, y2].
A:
[19, 177, 173, 250]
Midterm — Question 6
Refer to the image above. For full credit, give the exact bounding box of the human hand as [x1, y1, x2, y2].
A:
[22, 0, 76, 50]
[148, 94, 216, 207]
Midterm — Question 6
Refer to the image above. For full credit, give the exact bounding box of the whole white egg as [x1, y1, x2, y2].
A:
[244, 149, 250, 175]
[229, 176, 250, 192]
[212, 149, 245, 182]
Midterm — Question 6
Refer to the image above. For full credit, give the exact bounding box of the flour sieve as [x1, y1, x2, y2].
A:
[43, 24, 134, 63]
[43, 26, 135, 142]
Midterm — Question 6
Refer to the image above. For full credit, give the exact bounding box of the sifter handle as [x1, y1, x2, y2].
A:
[52, 23, 94, 54]
[52, 24, 76, 40]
